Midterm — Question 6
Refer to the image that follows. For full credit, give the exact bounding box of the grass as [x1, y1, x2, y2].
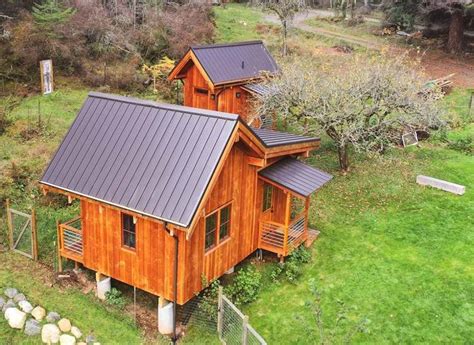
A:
[214, 4, 264, 42]
[0, 253, 142, 344]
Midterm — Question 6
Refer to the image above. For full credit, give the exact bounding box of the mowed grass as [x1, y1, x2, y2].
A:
[214, 4, 264, 42]
[243, 127, 474, 343]
[0, 253, 142, 344]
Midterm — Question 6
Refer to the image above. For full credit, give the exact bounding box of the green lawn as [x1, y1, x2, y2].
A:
[0, 253, 142, 344]
[214, 4, 264, 42]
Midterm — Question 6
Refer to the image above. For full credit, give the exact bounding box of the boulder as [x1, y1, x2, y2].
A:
[18, 300, 34, 313]
[2, 299, 15, 312]
[46, 311, 61, 323]
[58, 318, 72, 332]
[71, 326, 82, 339]
[4, 288, 18, 299]
[41, 324, 61, 344]
[0, 297, 5, 310]
[32, 306, 46, 321]
[85, 334, 96, 344]
[60, 334, 77, 345]
[5, 308, 27, 329]
[24, 318, 42, 336]
[13, 293, 26, 303]
[77, 342, 87, 345]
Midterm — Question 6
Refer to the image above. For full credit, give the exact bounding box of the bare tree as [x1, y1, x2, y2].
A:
[255, 54, 444, 171]
[263, 0, 306, 56]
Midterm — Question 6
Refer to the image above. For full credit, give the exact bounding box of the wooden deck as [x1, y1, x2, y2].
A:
[57, 217, 83, 264]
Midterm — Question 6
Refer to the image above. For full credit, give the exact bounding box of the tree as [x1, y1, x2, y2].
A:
[31, 0, 75, 28]
[263, 0, 306, 56]
[255, 54, 444, 171]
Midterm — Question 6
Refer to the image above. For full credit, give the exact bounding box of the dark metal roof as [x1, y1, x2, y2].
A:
[41, 92, 238, 227]
[191, 41, 278, 85]
[241, 83, 272, 96]
[251, 127, 320, 148]
[259, 158, 333, 197]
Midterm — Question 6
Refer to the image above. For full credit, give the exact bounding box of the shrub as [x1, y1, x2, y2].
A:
[447, 137, 473, 154]
[271, 247, 312, 283]
[105, 288, 127, 309]
[226, 265, 262, 305]
[198, 279, 220, 322]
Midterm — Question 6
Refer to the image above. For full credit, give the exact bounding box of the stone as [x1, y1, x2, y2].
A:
[24, 318, 42, 336]
[46, 311, 61, 323]
[31, 306, 46, 321]
[4, 287, 18, 299]
[2, 299, 15, 312]
[58, 318, 72, 332]
[4, 308, 27, 329]
[18, 300, 34, 313]
[41, 324, 61, 344]
[85, 334, 96, 344]
[71, 326, 82, 339]
[0, 297, 5, 310]
[60, 334, 76, 345]
[13, 293, 26, 303]
[77, 343, 87, 345]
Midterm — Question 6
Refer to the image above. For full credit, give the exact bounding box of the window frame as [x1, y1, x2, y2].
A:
[262, 183, 273, 212]
[204, 202, 232, 254]
[194, 87, 209, 95]
[121, 212, 137, 251]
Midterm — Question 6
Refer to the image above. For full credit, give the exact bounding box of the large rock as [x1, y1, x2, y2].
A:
[4, 288, 18, 299]
[31, 306, 46, 321]
[13, 293, 26, 303]
[24, 318, 42, 336]
[58, 318, 72, 332]
[46, 311, 61, 323]
[60, 334, 76, 345]
[18, 300, 33, 313]
[4, 307, 27, 329]
[41, 324, 61, 344]
[2, 299, 15, 312]
[71, 326, 82, 339]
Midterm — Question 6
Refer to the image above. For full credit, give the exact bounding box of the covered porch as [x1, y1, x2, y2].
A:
[257, 157, 332, 258]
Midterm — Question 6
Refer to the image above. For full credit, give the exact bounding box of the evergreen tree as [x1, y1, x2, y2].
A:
[31, 0, 75, 27]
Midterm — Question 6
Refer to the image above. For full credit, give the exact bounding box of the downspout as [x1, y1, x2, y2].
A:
[214, 86, 226, 111]
[164, 222, 179, 344]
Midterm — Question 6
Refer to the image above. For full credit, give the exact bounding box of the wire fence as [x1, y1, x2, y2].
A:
[178, 286, 266, 345]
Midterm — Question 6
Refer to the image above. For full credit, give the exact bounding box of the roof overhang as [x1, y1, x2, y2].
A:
[258, 157, 333, 198]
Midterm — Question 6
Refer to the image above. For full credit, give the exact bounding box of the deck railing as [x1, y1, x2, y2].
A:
[259, 213, 307, 257]
[58, 217, 83, 262]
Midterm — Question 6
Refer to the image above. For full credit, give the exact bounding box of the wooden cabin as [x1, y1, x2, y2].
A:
[168, 40, 278, 128]
[40, 92, 332, 306]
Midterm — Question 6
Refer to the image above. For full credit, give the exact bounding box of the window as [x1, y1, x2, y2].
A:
[195, 88, 208, 95]
[205, 204, 232, 252]
[262, 183, 273, 212]
[122, 213, 136, 249]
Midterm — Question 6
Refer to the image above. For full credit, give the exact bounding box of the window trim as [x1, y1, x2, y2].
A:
[121, 212, 137, 251]
[194, 87, 209, 95]
[204, 201, 232, 254]
[262, 183, 273, 212]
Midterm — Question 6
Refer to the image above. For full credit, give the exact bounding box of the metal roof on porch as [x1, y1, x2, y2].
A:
[259, 157, 333, 197]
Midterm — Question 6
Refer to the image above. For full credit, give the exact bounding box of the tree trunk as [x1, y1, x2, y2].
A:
[282, 19, 288, 57]
[447, 8, 464, 54]
[337, 145, 349, 171]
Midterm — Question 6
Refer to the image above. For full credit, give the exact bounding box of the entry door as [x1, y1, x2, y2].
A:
[260, 182, 274, 222]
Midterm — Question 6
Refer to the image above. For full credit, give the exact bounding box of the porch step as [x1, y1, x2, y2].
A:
[305, 229, 320, 248]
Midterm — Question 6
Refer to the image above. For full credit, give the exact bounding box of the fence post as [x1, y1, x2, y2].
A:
[6, 199, 13, 250]
[56, 220, 63, 272]
[31, 208, 38, 261]
[217, 286, 223, 339]
[242, 315, 249, 345]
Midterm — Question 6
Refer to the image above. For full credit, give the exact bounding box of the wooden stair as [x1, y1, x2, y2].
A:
[305, 229, 320, 248]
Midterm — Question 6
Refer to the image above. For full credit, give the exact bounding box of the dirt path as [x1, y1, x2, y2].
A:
[265, 10, 474, 87]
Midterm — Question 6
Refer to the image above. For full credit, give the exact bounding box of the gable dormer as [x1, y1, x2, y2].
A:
[168, 40, 278, 127]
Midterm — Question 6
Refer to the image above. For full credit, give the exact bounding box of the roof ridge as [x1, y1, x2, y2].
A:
[191, 40, 264, 50]
[88, 91, 239, 121]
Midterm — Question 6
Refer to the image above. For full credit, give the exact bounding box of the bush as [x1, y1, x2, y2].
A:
[447, 137, 474, 154]
[226, 265, 262, 305]
[384, 1, 418, 31]
[271, 247, 312, 283]
[105, 288, 127, 309]
[198, 279, 220, 322]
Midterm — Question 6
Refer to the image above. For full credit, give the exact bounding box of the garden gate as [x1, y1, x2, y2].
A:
[217, 287, 267, 345]
[5, 199, 38, 260]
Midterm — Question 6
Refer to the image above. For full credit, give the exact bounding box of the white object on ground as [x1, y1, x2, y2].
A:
[18, 300, 33, 313]
[58, 318, 72, 332]
[416, 175, 465, 195]
[96, 277, 111, 301]
[41, 324, 61, 344]
[60, 334, 77, 345]
[71, 326, 82, 339]
[5, 308, 27, 329]
[158, 300, 174, 335]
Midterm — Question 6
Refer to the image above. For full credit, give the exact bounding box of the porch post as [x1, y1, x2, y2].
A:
[304, 197, 310, 243]
[283, 192, 291, 256]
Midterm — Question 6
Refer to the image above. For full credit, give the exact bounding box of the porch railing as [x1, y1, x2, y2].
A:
[259, 213, 307, 257]
[57, 217, 83, 263]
